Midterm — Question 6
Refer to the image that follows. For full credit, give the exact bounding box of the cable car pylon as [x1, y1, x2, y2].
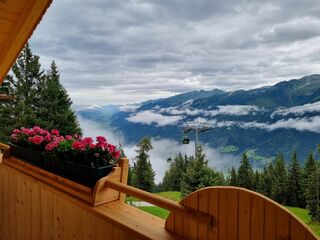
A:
[182, 121, 212, 158]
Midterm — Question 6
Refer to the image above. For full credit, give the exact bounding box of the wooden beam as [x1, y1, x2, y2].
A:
[0, 0, 52, 84]
[106, 179, 214, 227]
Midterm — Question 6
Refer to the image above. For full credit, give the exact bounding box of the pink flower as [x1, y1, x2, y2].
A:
[112, 150, 121, 159]
[96, 141, 107, 150]
[73, 134, 80, 140]
[51, 129, 60, 136]
[72, 141, 86, 151]
[66, 135, 73, 140]
[45, 139, 60, 151]
[96, 136, 107, 143]
[33, 135, 44, 145]
[28, 137, 34, 143]
[82, 137, 93, 145]
[13, 129, 20, 134]
[11, 134, 18, 139]
[45, 135, 52, 142]
[33, 126, 44, 135]
[107, 144, 116, 153]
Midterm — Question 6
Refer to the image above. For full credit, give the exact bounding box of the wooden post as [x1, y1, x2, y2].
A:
[0, 143, 10, 163]
[118, 158, 129, 202]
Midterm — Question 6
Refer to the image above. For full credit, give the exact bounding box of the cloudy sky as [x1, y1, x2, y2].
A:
[29, 0, 320, 107]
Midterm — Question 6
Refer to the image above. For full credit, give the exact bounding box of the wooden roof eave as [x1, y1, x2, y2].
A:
[0, 0, 52, 85]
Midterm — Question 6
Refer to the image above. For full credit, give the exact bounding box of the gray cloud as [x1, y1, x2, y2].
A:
[29, 0, 320, 105]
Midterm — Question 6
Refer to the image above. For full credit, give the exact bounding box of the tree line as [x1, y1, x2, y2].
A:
[129, 137, 320, 222]
[0, 44, 81, 142]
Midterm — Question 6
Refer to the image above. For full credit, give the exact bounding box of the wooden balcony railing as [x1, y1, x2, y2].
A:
[0, 143, 318, 240]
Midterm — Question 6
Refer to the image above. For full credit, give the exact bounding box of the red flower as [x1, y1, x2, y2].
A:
[66, 135, 73, 140]
[51, 129, 60, 136]
[11, 134, 18, 140]
[33, 135, 44, 145]
[82, 137, 93, 145]
[45, 135, 52, 142]
[72, 141, 86, 151]
[112, 150, 121, 159]
[96, 136, 107, 143]
[107, 144, 116, 153]
[13, 129, 20, 134]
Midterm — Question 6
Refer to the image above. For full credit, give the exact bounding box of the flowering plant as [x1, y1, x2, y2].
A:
[10, 126, 55, 150]
[45, 135, 120, 168]
[10, 126, 120, 168]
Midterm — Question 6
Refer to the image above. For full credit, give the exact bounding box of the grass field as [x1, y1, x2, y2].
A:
[286, 206, 320, 237]
[138, 206, 170, 219]
[126, 191, 182, 202]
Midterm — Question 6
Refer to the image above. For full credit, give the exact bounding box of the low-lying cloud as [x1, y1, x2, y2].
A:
[272, 101, 320, 117]
[127, 110, 184, 126]
[78, 117, 240, 183]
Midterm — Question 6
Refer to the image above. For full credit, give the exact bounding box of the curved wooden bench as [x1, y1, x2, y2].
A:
[165, 187, 319, 240]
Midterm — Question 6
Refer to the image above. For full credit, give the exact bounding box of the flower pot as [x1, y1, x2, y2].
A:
[63, 161, 115, 187]
[8, 142, 43, 166]
[43, 155, 65, 176]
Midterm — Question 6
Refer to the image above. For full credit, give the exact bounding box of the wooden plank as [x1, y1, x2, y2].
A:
[208, 188, 219, 239]
[164, 213, 174, 233]
[264, 201, 276, 240]
[40, 187, 54, 240]
[198, 189, 209, 240]
[250, 194, 264, 240]
[7, 168, 17, 240]
[0, 0, 27, 11]
[182, 192, 199, 239]
[0, 0, 52, 84]
[306, 231, 318, 240]
[276, 207, 290, 240]
[0, 19, 15, 34]
[174, 213, 184, 236]
[219, 188, 228, 240]
[118, 158, 129, 202]
[238, 190, 251, 240]
[290, 216, 307, 240]
[0, 10, 19, 22]
[227, 189, 238, 240]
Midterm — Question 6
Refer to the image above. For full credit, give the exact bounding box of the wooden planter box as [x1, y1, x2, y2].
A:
[43, 156, 116, 187]
[0, 144, 129, 206]
[9, 143, 117, 187]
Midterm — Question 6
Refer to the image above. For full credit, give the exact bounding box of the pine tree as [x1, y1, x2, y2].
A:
[161, 153, 188, 191]
[2, 43, 43, 134]
[259, 163, 274, 198]
[304, 152, 319, 221]
[229, 167, 237, 186]
[131, 137, 155, 192]
[252, 170, 261, 192]
[287, 151, 305, 207]
[271, 154, 287, 204]
[180, 147, 216, 197]
[237, 153, 254, 190]
[0, 44, 82, 139]
[37, 61, 81, 135]
[0, 80, 14, 141]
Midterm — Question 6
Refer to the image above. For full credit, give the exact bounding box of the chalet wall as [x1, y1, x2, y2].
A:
[0, 164, 141, 240]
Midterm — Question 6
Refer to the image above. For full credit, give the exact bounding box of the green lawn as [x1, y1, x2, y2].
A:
[126, 191, 181, 220]
[126, 191, 182, 202]
[286, 206, 320, 237]
[138, 206, 170, 219]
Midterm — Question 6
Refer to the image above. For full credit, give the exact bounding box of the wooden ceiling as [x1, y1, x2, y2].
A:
[0, 0, 52, 84]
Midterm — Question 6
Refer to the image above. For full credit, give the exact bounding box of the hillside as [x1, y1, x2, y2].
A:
[78, 74, 320, 166]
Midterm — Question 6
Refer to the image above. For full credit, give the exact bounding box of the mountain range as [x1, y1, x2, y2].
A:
[78, 74, 320, 167]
